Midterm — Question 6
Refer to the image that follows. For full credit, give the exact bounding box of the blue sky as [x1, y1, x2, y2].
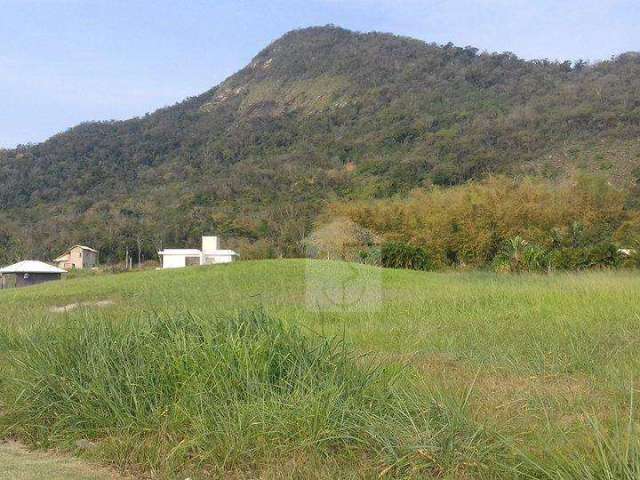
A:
[1, 0, 638, 148]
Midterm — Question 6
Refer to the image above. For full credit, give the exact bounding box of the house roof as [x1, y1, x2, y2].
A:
[0, 260, 67, 274]
[158, 249, 203, 256]
[71, 245, 98, 253]
[54, 245, 97, 260]
[158, 249, 239, 256]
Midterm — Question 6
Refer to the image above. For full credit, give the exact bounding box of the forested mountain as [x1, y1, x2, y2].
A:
[1, 26, 640, 263]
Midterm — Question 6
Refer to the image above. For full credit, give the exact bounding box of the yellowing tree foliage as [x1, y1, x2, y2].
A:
[328, 176, 635, 268]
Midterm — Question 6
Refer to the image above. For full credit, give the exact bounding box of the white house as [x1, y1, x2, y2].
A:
[158, 236, 239, 269]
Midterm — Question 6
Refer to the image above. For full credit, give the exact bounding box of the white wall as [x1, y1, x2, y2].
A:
[162, 251, 237, 268]
[215, 254, 236, 264]
[202, 254, 236, 265]
[162, 255, 187, 269]
[202, 236, 219, 253]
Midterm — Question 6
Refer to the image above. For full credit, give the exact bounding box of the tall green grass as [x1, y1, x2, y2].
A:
[517, 405, 640, 480]
[0, 309, 508, 478]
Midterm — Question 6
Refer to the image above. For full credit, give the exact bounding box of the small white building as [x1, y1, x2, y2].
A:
[158, 236, 239, 269]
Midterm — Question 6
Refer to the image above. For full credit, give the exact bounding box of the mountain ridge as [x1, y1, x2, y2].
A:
[1, 25, 639, 262]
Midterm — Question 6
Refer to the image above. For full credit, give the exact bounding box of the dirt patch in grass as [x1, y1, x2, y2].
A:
[385, 351, 593, 396]
[49, 300, 115, 314]
[479, 372, 593, 399]
[0, 440, 127, 480]
[379, 351, 600, 423]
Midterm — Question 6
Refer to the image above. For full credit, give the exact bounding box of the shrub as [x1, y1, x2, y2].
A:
[358, 246, 382, 265]
[550, 247, 590, 270]
[522, 244, 551, 272]
[305, 217, 379, 261]
[621, 249, 640, 269]
[587, 243, 623, 268]
[493, 237, 551, 273]
[380, 241, 432, 270]
[549, 244, 622, 270]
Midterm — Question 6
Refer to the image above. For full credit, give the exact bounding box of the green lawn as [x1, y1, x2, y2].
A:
[1, 260, 640, 478]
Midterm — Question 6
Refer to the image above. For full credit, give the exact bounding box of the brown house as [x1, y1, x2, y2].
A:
[54, 245, 98, 270]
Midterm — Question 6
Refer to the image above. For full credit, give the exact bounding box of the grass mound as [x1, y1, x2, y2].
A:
[0, 310, 502, 477]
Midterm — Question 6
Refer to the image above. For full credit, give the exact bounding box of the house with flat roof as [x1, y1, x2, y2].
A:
[158, 236, 239, 269]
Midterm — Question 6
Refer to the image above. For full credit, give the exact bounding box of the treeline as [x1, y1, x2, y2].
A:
[0, 196, 318, 266]
[3, 174, 640, 272]
[309, 175, 640, 272]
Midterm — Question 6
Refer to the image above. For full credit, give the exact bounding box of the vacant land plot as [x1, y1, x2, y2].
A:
[1, 260, 639, 478]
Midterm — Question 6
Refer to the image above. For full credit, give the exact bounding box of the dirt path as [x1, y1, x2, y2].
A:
[0, 441, 126, 480]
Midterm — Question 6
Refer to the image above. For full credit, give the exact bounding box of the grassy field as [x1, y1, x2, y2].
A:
[1, 259, 640, 478]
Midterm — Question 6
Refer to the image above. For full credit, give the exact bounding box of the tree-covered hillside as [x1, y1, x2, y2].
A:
[1, 26, 639, 263]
